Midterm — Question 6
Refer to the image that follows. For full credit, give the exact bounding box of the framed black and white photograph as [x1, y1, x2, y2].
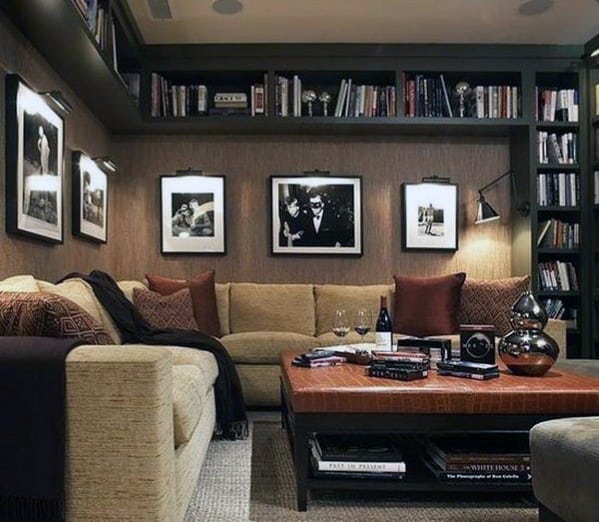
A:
[160, 174, 226, 254]
[72, 151, 108, 243]
[5, 75, 64, 243]
[271, 175, 362, 256]
[402, 181, 459, 251]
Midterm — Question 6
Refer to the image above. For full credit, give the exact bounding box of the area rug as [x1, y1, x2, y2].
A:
[249, 421, 538, 522]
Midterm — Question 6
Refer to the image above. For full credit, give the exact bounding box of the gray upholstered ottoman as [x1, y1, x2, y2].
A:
[531, 417, 599, 522]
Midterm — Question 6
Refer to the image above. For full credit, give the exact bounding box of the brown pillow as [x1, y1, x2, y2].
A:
[133, 287, 198, 331]
[146, 271, 221, 337]
[0, 292, 113, 344]
[393, 273, 466, 337]
[458, 276, 531, 336]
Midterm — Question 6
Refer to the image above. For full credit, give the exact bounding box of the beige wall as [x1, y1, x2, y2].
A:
[111, 134, 513, 284]
[0, 10, 114, 281]
[0, 9, 514, 285]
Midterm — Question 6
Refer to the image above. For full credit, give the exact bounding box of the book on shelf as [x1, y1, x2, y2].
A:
[424, 435, 530, 465]
[72, 0, 88, 18]
[121, 73, 140, 105]
[423, 457, 531, 482]
[536, 218, 579, 249]
[540, 298, 567, 319]
[538, 260, 579, 292]
[536, 87, 579, 122]
[537, 131, 578, 164]
[537, 172, 579, 207]
[311, 433, 405, 464]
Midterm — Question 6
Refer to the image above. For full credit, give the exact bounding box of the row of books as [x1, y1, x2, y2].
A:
[73, 0, 111, 53]
[536, 88, 579, 122]
[537, 132, 578, 164]
[471, 85, 520, 119]
[538, 261, 579, 292]
[423, 435, 531, 483]
[537, 219, 579, 249]
[540, 298, 567, 320]
[333, 82, 397, 118]
[403, 74, 453, 117]
[150, 74, 268, 117]
[537, 172, 579, 207]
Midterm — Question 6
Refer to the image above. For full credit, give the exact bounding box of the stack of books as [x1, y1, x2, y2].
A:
[537, 132, 578, 164]
[536, 87, 579, 122]
[537, 172, 579, 207]
[537, 219, 579, 249]
[436, 360, 499, 380]
[423, 435, 531, 483]
[292, 351, 345, 368]
[538, 260, 579, 292]
[310, 433, 406, 480]
[366, 351, 429, 381]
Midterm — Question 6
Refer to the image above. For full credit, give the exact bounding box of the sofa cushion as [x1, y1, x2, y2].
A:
[172, 364, 206, 447]
[117, 280, 147, 302]
[314, 284, 393, 336]
[0, 275, 39, 292]
[38, 278, 122, 344]
[146, 271, 221, 337]
[459, 276, 530, 336]
[215, 283, 230, 336]
[393, 273, 466, 337]
[163, 346, 219, 391]
[317, 331, 376, 347]
[230, 283, 315, 336]
[0, 292, 113, 344]
[134, 288, 198, 330]
[221, 331, 319, 364]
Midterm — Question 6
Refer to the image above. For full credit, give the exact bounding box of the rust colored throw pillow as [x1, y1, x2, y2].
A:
[393, 273, 466, 337]
[0, 292, 113, 344]
[133, 287, 198, 331]
[146, 271, 221, 337]
[458, 276, 531, 336]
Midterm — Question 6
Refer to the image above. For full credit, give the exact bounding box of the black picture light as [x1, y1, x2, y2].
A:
[475, 169, 530, 224]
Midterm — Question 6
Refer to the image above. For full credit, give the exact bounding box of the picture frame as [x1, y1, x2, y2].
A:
[271, 175, 362, 256]
[401, 181, 459, 252]
[72, 151, 108, 244]
[5, 74, 64, 243]
[160, 174, 226, 254]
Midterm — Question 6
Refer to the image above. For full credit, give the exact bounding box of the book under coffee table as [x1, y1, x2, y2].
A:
[279, 350, 599, 511]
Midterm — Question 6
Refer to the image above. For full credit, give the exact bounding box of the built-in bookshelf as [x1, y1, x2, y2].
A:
[589, 40, 599, 358]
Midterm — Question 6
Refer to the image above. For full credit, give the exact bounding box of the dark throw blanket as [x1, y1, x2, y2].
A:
[59, 270, 248, 440]
[0, 336, 84, 522]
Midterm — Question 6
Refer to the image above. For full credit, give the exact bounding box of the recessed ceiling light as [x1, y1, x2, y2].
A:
[212, 0, 243, 15]
[518, 0, 554, 16]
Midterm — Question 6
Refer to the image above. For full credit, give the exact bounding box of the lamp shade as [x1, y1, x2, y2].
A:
[474, 197, 500, 224]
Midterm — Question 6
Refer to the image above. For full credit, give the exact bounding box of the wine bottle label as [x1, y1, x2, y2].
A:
[375, 331, 392, 351]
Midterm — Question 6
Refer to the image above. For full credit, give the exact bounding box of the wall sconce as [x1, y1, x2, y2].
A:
[38, 90, 72, 114]
[475, 169, 530, 224]
[93, 156, 117, 173]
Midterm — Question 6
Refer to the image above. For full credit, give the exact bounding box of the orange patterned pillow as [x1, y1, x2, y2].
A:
[458, 276, 531, 336]
[133, 287, 198, 331]
[0, 292, 113, 344]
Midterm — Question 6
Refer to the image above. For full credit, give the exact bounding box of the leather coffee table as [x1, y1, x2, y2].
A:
[280, 350, 599, 511]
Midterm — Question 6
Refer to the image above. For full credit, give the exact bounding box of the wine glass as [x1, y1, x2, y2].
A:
[332, 309, 350, 346]
[354, 308, 371, 346]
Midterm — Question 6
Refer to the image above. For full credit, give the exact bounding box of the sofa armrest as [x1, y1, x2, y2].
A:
[546, 319, 567, 359]
[65, 345, 176, 522]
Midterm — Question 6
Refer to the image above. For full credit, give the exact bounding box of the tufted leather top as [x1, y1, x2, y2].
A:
[280, 351, 599, 414]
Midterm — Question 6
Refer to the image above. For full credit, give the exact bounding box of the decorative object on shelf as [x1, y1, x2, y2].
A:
[319, 91, 332, 116]
[459, 325, 495, 364]
[301, 89, 317, 117]
[474, 169, 530, 224]
[5, 74, 64, 244]
[72, 151, 108, 244]
[271, 173, 362, 256]
[498, 291, 559, 376]
[454, 81, 471, 118]
[401, 178, 458, 252]
[160, 170, 226, 254]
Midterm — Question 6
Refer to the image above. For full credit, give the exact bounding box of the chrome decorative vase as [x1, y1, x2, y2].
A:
[498, 291, 559, 377]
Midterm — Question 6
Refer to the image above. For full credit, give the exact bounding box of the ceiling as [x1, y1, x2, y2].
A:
[125, 0, 599, 45]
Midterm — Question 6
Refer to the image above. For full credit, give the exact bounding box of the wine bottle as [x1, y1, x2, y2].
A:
[375, 296, 393, 351]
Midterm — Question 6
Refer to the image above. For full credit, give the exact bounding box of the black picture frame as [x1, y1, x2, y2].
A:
[270, 175, 363, 256]
[401, 181, 459, 252]
[5, 74, 65, 244]
[160, 174, 227, 255]
[72, 151, 108, 244]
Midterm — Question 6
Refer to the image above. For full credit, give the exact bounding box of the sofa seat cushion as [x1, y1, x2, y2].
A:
[172, 364, 208, 447]
[221, 331, 320, 364]
[230, 283, 315, 336]
[163, 346, 219, 394]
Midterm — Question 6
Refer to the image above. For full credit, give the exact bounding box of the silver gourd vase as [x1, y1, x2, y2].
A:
[498, 291, 559, 377]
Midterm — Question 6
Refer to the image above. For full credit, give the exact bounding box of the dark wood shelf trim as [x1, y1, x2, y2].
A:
[535, 121, 580, 129]
[536, 248, 580, 254]
[537, 291, 580, 297]
[537, 206, 580, 212]
[536, 164, 581, 171]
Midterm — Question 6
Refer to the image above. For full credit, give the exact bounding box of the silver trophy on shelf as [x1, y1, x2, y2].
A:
[319, 91, 332, 117]
[454, 81, 471, 118]
[301, 89, 317, 117]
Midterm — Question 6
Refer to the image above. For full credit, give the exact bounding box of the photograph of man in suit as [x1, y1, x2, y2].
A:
[300, 191, 344, 247]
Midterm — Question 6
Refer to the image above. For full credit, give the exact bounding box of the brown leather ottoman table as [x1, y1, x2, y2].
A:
[279, 350, 599, 511]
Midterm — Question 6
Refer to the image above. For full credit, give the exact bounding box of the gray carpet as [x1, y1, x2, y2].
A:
[184, 420, 539, 521]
